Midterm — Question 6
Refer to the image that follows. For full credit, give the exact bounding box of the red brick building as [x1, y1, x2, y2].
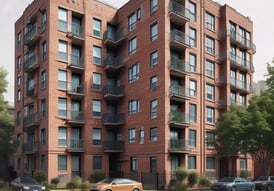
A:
[14, 0, 255, 188]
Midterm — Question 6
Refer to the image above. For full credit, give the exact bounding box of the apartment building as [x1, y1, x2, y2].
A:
[14, 0, 255, 188]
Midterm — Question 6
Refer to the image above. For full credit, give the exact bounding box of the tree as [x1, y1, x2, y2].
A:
[0, 68, 14, 179]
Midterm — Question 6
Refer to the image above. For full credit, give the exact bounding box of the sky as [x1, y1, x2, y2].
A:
[0, 0, 273, 103]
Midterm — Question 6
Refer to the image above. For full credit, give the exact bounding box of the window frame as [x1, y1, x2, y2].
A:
[206, 106, 215, 123]
[128, 63, 140, 83]
[92, 100, 102, 117]
[205, 11, 215, 31]
[150, 22, 158, 42]
[93, 45, 102, 65]
[189, 129, 196, 147]
[93, 128, 102, 146]
[150, 51, 158, 68]
[128, 128, 136, 143]
[150, 99, 158, 118]
[128, 37, 137, 55]
[128, 100, 140, 114]
[93, 18, 102, 37]
[150, 0, 158, 13]
[150, 127, 158, 141]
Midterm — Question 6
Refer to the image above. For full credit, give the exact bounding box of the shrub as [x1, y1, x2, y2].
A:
[51, 177, 60, 185]
[188, 171, 199, 187]
[67, 176, 82, 189]
[174, 185, 188, 191]
[199, 175, 211, 187]
[0, 179, 5, 188]
[88, 172, 105, 183]
[33, 171, 47, 183]
[175, 166, 188, 183]
[239, 170, 248, 179]
[81, 180, 91, 190]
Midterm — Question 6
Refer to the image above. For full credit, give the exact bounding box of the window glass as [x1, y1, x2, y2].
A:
[189, 53, 196, 72]
[206, 106, 215, 123]
[58, 127, 67, 146]
[92, 100, 101, 117]
[93, 46, 102, 65]
[189, 129, 196, 147]
[128, 100, 140, 114]
[58, 40, 68, 61]
[150, 100, 158, 118]
[205, 36, 214, 54]
[206, 156, 215, 169]
[93, 155, 102, 170]
[189, 103, 196, 122]
[205, 60, 214, 77]
[150, 51, 158, 68]
[58, 98, 67, 117]
[150, 76, 157, 90]
[93, 128, 101, 146]
[189, 28, 196, 46]
[188, 156, 196, 169]
[128, 128, 136, 143]
[205, 12, 215, 31]
[206, 83, 214, 100]
[128, 63, 140, 83]
[93, 18, 102, 37]
[128, 12, 137, 32]
[151, 23, 158, 42]
[128, 37, 137, 55]
[150, 127, 158, 141]
[58, 70, 67, 89]
[151, 0, 158, 13]
[93, 73, 102, 90]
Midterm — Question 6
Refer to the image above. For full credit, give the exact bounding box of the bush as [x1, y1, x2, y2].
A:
[81, 180, 91, 190]
[50, 177, 59, 185]
[173, 185, 188, 191]
[33, 171, 47, 183]
[188, 171, 199, 187]
[88, 172, 105, 183]
[67, 176, 82, 189]
[199, 175, 211, 187]
[0, 179, 6, 188]
[239, 170, 248, 179]
[175, 166, 188, 183]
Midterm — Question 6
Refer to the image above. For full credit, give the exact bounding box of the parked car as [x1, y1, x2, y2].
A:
[211, 177, 254, 191]
[90, 178, 143, 191]
[252, 176, 274, 191]
[10, 177, 46, 191]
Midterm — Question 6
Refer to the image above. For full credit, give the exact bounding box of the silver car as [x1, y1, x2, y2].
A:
[10, 177, 46, 191]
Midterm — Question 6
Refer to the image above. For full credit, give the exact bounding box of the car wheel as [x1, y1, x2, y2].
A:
[133, 189, 139, 191]
[232, 186, 237, 191]
[267, 185, 272, 191]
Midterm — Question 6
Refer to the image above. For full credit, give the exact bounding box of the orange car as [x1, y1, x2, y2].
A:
[90, 178, 143, 191]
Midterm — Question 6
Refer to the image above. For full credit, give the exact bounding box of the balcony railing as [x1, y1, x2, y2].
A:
[230, 78, 252, 92]
[104, 55, 125, 71]
[103, 113, 125, 126]
[169, 0, 192, 24]
[103, 140, 124, 152]
[23, 113, 39, 130]
[103, 28, 126, 46]
[169, 111, 190, 127]
[71, 22, 84, 39]
[169, 139, 191, 153]
[170, 29, 191, 50]
[24, 53, 39, 73]
[69, 54, 84, 69]
[26, 84, 38, 97]
[229, 53, 254, 72]
[170, 86, 190, 100]
[24, 23, 41, 46]
[67, 139, 84, 152]
[229, 30, 256, 52]
[23, 142, 37, 154]
[103, 85, 125, 100]
[169, 56, 190, 75]
[67, 82, 85, 95]
[67, 110, 84, 123]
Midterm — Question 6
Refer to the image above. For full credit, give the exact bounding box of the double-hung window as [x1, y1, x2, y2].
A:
[206, 106, 215, 123]
[150, 0, 158, 13]
[150, 51, 158, 68]
[150, 23, 158, 42]
[58, 70, 67, 90]
[206, 83, 214, 101]
[189, 28, 196, 47]
[92, 100, 101, 117]
[205, 12, 215, 31]
[205, 36, 215, 54]
[58, 98, 67, 117]
[206, 157, 215, 169]
[150, 76, 157, 90]
[150, 99, 158, 118]
[188, 156, 196, 169]
[128, 12, 137, 32]
[189, 53, 197, 72]
[189, 103, 197, 123]
[189, 80, 197, 97]
[128, 63, 140, 83]
[150, 127, 158, 141]
[205, 59, 214, 77]
[58, 7, 67, 32]
[58, 40, 68, 61]
[128, 128, 136, 143]
[93, 46, 102, 65]
[58, 155, 67, 170]
[128, 100, 140, 114]
[58, 127, 67, 146]
[189, 129, 196, 147]
[93, 18, 102, 37]
[93, 128, 102, 146]
[128, 37, 137, 55]
[206, 131, 215, 148]
[93, 73, 102, 90]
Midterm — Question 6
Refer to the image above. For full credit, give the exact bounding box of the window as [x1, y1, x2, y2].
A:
[230, 91, 236, 104]
[239, 94, 246, 105]
[41, 71, 46, 89]
[240, 158, 247, 170]
[93, 73, 102, 90]
[128, 128, 136, 143]
[17, 32, 21, 48]
[17, 76, 21, 86]
[206, 106, 215, 123]
[205, 12, 215, 31]
[150, 76, 157, 90]
[189, 80, 197, 97]
[58, 155, 67, 171]
[93, 46, 102, 65]
[150, 51, 158, 68]
[17, 111, 21, 126]
[17, 158, 21, 170]
[189, 1, 196, 21]
[58, 127, 67, 146]
[131, 157, 137, 171]
[150, 23, 158, 42]
[230, 69, 236, 85]
[92, 100, 101, 117]
[58, 70, 67, 90]
[150, 100, 158, 118]
[128, 37, 137, 55]
[229, 21, 236, 38]
[128, 12, 137, 32]
[188, 156, 196, 169]
[93, 128, 101, 146]
[128, 63, 140, 83]
[189, 129, 196, 147]
[93, 18, 102, 37]
[17, 56, 21, 72]
[206, 83, 214, 101]
[58, 7, 67, 32]
[150, 157, 157, 172]
[137, 8, 141, 20]
[41, 99, 46, 119]
[41, 10, 47, 31]
[17, 90, 21, 102]
[189, 53, 196, 72]
[205, 36, 215, 54]
[150, 0, 158, 13]
[58, 98, 67, 117]
[16, 134, 21, 147]
[150, 127, 158, 141]
[93, 155, 102, 170]
[206, 131, 215, 148]
[41, 129, 46, 145]
[128, 100, 140, 114]
[189, 28, 196, 46]
[139, 130, 144, 144]
[42, 40, 47, 60]
[206, 156, 215, 169]
[189, 103, 197, 123]
[205, 59, 214, 77]
[58, 40, 68, 61]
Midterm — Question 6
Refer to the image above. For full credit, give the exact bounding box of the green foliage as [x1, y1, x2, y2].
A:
[88, 172, 105, 183]
[199, 175, 211, 187]
[50, 177, 60, 185]
[175, 166, 188, 183]
[173, 185, 188, 191]
[188, 171, 199, 187]
[67, 176, 83, 189]
[239, 170, 248, 179]
[33, 171, 47, 183]
[81, 180, 91, 190]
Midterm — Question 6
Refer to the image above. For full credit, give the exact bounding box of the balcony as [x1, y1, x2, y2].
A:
[68, 54, 84, 70]
[103, 140, 124, 153]
[169, 111, 190, 128]
[23, 113, 39, 131]
[230, 78, 252, 93]
[169, 0, 192, 25]
[170, 86, 190, 101]
[103, 85, 125, 101]
[67, 110, 85, 124]
[103, 113, 125, 126]
[169, 139, 191, 153]
[104, 55, 125, 71]
[24, 23, 41, 46]
[229, 30, 256, 52]
[169, 56, 190, 77]
[66, 139, 84, 152]
[24, 53, 39, 73]
[170, 29, 191, 50]
[66, 82, 85, 98]
[26, 84, 38, 97]
[23, 142, 37, 154]
[229, 53, 254, 72]
[103, 28, 126, 47]
[66, 23, 84, 44]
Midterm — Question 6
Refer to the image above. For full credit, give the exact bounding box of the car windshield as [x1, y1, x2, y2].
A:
[101, 178, 114, 184]
[20, 177, 38, 184]
[256, 176, 268, 181]
[220, 177, 236, 182]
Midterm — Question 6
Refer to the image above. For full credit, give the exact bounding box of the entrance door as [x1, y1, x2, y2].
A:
[72, 155, 80, 176]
